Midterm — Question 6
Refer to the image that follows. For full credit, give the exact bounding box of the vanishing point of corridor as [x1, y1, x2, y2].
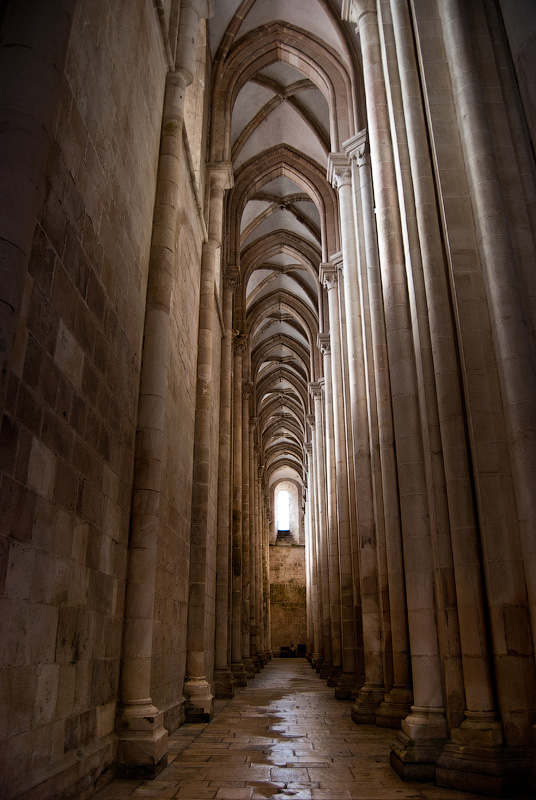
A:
[93, 660, 511, 800]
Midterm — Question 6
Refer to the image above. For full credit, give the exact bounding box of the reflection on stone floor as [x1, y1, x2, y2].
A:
[93, 660, 525, 800]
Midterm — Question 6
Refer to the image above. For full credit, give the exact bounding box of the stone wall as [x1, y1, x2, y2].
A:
[269, 543, 306, 654]
[0, 0, 206, 796]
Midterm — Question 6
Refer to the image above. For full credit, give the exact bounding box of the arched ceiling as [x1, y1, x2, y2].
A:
[208, 0, 363, 490]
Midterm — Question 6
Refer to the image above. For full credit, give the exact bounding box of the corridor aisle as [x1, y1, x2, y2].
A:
[94, 660, 508, 800]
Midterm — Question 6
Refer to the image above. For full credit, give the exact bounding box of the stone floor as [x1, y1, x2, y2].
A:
[93, 659, 525, 800]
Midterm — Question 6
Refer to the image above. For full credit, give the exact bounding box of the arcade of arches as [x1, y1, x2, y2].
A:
[1, 0, 536, 797]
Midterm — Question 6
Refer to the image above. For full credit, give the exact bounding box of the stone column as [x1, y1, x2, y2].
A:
[231, 333, 247, 686]
[438, 0, 536, 710]
[184, 163, 233, 722]
[0, 0, 76, 417]
[241, 383, 255, 677]
[263, 483, 273, 659]
[317, 335, 342, 685]
[249, 418, 260, 671]
[310, 381, 332, 674]
[343, 1, 447, 777]
[346, 130, 412, 727]
[389, 0, 503, 781]
[254, 446, 265, 666]
[328, 155, 384, 720]
[305, 433, 322, 666]
[213, 269, 239, 699]
[117, 72, 189, 782]
[320, 264, 358, 699]
[255, 459, 266, 662]
[117, 0, 211, 774]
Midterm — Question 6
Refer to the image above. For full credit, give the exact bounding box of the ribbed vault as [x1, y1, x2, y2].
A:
[210, 0, 360, 511]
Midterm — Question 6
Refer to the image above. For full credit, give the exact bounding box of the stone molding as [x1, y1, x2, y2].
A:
[343, 129, 369, 166]
[206, 161, 234, 191]
[341, 0, 376, 24]
[224, 267, 240, 291]
[317, 333, 331, 355]
[234, 332, 248, 353]
[327, 152, 352, 188]
[319, 262, 338, 291]
[309, 380, 323, 399]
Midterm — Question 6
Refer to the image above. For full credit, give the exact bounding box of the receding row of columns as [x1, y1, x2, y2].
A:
[305, 0, 536, 793]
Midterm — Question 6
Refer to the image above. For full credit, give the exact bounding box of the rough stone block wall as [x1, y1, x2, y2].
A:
[0, 1, 168, 796]
[269, 544, 306, 654]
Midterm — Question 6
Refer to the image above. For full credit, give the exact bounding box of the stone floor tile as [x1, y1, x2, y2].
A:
[93, 661, 528, 800]
[214, 788, 252, 799]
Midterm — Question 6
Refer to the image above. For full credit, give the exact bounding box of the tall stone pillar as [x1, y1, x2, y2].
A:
[328, 154, 384, 720]
[310, 381, 332, 674]
[231, 333, 247, 686]
[388, 1, 503, 787]
[249, 418, 260, 671]
[345, 130, 412, 727]
[213, 268, 239, 699]
[0, 0, 77, 418]
[317, 334, 342, 685]
[241, 383, 255, 677]
[342, 1, 447, 777]
[256, 460, 266, 662]
[305, 433, 322, 666]
[320, 263, 358, 699]
[263, 483, 273, 659]
[117, 0, 212, 774]
[184, 163, 233, 722]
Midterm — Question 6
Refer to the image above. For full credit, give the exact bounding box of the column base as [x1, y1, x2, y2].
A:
[115, 701, 168, 780]
[319, 660, 331, 679]
[436, 713, 506, 795]
[390, 706, 448, 782]
[351, 682, 384, 723]
[335, 672, 357, 700]
[251, 654, 262, 672]
[184, 677, 214, 723]
[232, 661, 248, 687]
[214, 669, 235, 699]
[327, 666, 342, 686]
[376, 685, 413, 729]
[243, 656, 256, 678]
[311, 652, 323, 670]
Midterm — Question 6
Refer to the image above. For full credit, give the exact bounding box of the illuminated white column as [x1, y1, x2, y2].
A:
[343, 1, 447, 777]
[214, 270, 239, 699]
[328, 154, 384, 719]
[310, 381, 333, 675]
[320, 265, 358, 698]
[317, 334, 343, 683]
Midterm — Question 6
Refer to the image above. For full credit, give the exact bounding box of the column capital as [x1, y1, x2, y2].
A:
[319, 262, 338, 291]
[342, 129, 369, 166]
[243, 381, 253, 398]
[341, 0, 377, 24]
[307, 413, 315, 429]
[309, 380, 323, 399]
[234, 332, 248, 353]
[206, 161, 234, 191]
[327, 152, 352, 189]
[317, 333, 331, 355]
[304, 441, 313, 456]
[224, 267, 240, 291]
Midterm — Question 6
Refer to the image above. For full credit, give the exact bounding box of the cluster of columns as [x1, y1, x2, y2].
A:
[227, 333, 272, 689]
[304, 0, 536, 793]
[115, 0, 275, 776]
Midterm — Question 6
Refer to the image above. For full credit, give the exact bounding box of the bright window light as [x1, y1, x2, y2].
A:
[276, 490, 290, 531]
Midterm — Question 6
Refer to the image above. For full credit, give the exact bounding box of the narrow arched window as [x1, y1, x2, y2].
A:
[276, 490, 290, 531]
